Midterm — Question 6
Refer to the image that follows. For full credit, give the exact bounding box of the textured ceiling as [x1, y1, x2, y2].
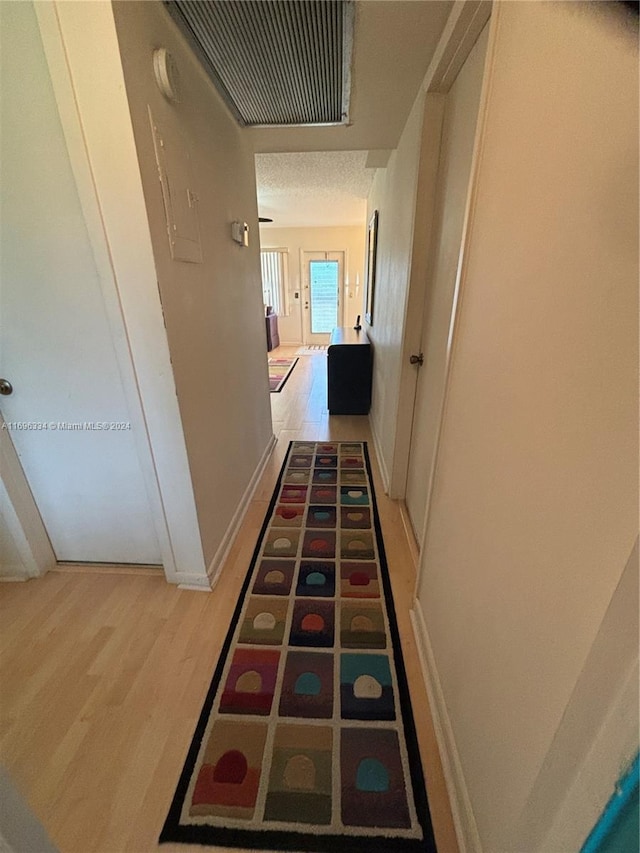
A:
[256, 151, 373, 197]
[256, 151, 373, 227]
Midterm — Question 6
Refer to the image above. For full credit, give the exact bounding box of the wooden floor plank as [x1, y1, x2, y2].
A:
[0, 345, 458, 853]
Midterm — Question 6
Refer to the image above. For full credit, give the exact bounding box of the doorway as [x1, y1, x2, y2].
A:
[302, 251, 345, 345]
[405, 25, 489, 541]
[1, 1, 161, 566]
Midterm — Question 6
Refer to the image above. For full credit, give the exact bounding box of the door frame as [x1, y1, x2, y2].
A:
[1, 416, 56, 580]
[300, 249, 347, 344]
[2, 1, 209, 587]
[402, 21, 490, 547]
[402, 7, 496, 849]
[389, 0, 492, 505]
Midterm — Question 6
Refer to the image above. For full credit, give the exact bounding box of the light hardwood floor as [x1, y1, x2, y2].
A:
[0, 346, 458, 853]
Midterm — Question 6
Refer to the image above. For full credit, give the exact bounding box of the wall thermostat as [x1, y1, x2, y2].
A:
[231, 221, 249, 247]
[153, 48, 180, 103]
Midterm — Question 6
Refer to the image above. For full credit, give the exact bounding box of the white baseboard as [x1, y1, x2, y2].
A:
[410, 598, 482, 853]
[368, 416, 390, 493]
[176, 576, 214, 591]
[205, 433, 277, 588]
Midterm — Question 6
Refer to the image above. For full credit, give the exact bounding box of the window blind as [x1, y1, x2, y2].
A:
[260, 249, 289, 317]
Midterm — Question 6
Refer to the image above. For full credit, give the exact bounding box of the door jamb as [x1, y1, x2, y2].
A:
[31, 1, 208, 585]
[0, 417, 56, 580]
[389, 0, 492, 504]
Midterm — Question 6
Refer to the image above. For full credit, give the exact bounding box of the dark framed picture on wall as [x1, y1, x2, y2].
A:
[365, 209, 378, 325]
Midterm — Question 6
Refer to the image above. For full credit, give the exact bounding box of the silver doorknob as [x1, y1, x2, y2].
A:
[409, 353, 424, 366]
[0, 379, 13, 396]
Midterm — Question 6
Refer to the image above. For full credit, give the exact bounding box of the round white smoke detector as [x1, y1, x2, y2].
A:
[153, 48, 180, 103]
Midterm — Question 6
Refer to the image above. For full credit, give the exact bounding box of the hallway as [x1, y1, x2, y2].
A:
[269, 345, 365, 442]
[0, 350, 457, 853]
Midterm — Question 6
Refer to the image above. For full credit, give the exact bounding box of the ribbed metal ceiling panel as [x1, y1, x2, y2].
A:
[164, 0, 353, 126]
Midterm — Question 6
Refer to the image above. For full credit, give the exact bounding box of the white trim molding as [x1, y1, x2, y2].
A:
[422, 0, 492, 95]
[411, 598, 483, 853]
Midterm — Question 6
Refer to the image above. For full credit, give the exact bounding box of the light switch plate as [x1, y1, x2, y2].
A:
[231, 221, 249, 246]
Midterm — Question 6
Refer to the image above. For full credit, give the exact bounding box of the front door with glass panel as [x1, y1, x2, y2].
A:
[302, 251, 344, 345]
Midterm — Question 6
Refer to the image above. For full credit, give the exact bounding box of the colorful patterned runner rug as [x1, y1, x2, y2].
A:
[160, 441, 436, 852]
[268, 357, 298, 392]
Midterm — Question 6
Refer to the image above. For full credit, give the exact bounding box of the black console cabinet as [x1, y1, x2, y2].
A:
[327, 327, 372, 415]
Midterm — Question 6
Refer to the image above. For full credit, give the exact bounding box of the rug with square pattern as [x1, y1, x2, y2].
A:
[160, 441, 436, 852]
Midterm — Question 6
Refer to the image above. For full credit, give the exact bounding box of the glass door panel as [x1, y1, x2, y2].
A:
[302, 251, 344, 345]
[309, 261, 339, 334]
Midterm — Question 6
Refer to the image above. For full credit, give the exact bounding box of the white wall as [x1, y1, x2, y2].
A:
[366, 92, 426, 488]
[112, 1, 274, 577]
[259, 225, 367, 343]
[415, 3, 638, 850]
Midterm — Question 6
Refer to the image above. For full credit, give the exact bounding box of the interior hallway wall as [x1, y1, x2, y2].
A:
[112, 1, 273, 575]
[259, 225, 367, 344]
[414, 3, 638, 850]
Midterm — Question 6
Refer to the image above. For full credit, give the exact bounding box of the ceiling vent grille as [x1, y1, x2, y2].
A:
[164, 0, 354, 127]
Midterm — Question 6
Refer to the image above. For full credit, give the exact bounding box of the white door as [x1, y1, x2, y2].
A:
[302, 251, 345, 345]
[0, 1, 161, 565]
[405, 26, 489, 541]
